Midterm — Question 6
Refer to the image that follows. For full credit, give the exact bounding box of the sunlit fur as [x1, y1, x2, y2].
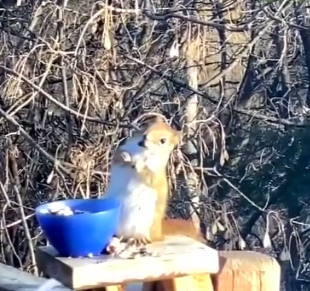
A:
[103, 117, 184, 241]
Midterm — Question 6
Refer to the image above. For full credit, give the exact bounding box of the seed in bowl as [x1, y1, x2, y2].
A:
[50, 207, 74, 216]
[40, 206, 89, 216]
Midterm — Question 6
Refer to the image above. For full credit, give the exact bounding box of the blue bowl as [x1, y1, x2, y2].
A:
[35, 198, 121, 257]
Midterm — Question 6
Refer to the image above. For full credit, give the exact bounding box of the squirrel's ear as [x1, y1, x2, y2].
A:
[154, 115, 165, 123]
[139, 115, 160, 128]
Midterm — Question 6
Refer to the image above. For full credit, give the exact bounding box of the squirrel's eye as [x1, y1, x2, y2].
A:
[159, 138, 167, 145]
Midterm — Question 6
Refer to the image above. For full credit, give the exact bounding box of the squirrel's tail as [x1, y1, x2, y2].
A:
[162, 218, 206, 243]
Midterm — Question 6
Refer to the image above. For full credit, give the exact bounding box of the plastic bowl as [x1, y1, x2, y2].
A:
[35, 198, 121, 257]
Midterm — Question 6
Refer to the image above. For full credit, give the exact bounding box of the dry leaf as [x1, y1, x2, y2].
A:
[169, 41, 179, 58]
[18, 88, 23, 97]
[175, 162, 182, 175]
[103, 30, 112, 50]
[91, 21, 98, 35]
[46, 170, 54, 184]
[224, 149, 229, 161]
[219, 126, 227, 166]
[216, 221, 225, 232]
[135, 0, 139, 16]
[205, 227, 213, 240]
[102, 7, 112, 50]
[264, 215, 272, 248]
[263, 231, 272, 248]
[220, 152, 225, 166]
[220, 148, 229, 166]
[238, 236, 246, 250]
[279, 248, 290, 261]
[211, 222, 217, 235]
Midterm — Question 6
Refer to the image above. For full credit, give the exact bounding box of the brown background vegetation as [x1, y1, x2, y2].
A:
[1, 0, 310, 290]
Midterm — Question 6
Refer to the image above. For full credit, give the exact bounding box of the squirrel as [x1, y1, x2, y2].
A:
[103, 115, 204, 249]
[34, 116, 206, 291]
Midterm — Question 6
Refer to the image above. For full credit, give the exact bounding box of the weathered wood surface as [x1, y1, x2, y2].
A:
[215, 251, 281, 291]
[0, 263, 70, 291]
[0, 249, 280, 291]
[36, 236, 219, 290]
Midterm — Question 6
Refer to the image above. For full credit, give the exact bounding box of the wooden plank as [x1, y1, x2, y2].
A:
[0, 263, 70, 291]
[214, 251, 281, 291]
[36, 236, 220, 290]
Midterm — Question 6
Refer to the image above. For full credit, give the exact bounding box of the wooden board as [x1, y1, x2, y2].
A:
[36, 236, 219, 290]
[0, 263, 71, 291]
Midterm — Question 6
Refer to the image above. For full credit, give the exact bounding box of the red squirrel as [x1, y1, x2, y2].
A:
[103, 115, 204, 250]
[34, 117, 207, 291]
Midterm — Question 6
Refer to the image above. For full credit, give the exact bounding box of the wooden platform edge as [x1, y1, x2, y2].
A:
[36, 236, 220, 290]
[0, 263, 71, 291]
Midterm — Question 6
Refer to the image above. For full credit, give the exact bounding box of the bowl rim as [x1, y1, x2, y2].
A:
[35, 198, 121, 216]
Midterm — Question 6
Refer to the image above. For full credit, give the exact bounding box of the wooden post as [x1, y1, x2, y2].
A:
[213, 251, 281, 291]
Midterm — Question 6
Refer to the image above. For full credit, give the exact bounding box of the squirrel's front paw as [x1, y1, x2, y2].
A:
[134, 159, 145, 173]
[105, 235, 151, 255]
[118, 151, 145, 172]
[120, 151, 132, 163]
[105, 236, 124, 255]
[114, 151, 132, 165]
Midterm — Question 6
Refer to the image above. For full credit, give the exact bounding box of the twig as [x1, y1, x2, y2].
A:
[8, 145, 37, 275]
[55, 0, 73, 160]
[0, 106, 75, 173]
[143, 11, 253, 32]
[235, 107, 310, 127]
[123, 54, 218, 105]
[0, 65, 138, 129]
[0, 213, 35, 229]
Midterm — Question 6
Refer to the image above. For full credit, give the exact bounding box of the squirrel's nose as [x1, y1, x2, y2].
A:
[138, 139, 145, 147]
